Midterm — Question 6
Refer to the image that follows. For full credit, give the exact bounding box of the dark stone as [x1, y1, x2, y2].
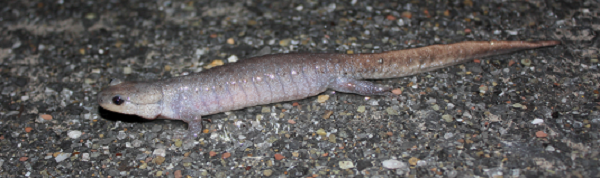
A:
[13, 77, 28, 87]
[356, 160, 372, 171]
[288, 140, 300, 150]
[47, 82, 64, 93]
[8, 104, 19, 110]
[272, 139, 285, 151]
[288, 166, 308, 177]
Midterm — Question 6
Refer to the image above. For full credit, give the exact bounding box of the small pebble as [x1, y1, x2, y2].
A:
[464, 28, 472, 34]
[536, 131, 548, 138]
[512, 103, 523, 108]
[81, 153, 90, 162]
[139, 163, 147, 169]
[339, 161, 355, 169]
[222, 152, 231, 159]
[205, 60, 224, 69]
[85, 12, 95, 19]
[328, 134, 336, 143]
[386, 15, 396, 20]
[431, 104, 440, 111]
[322, 110, 334, 119]
[316, 128, 327, 136]
[287, 119, 296, 124]
[368, 99, 379, 105]
[382, 159, 406, 169]
[357, 105, 366, 113]
[263, 170, 273, 176]
[40, 114, 53, 120]
[153, 156, 165, 165]
[417, 160, 427, 167]
[408, 157, 419, 166]
[174, 139, 182, 147]
[442, 114, 453, 122]
[174, 170, 182, 178]
[444, 132, 454, 139]
[283, 103, 293, 109]
[227, 38, 235, 45]
[443, 10, 450, 16]
[209, 151, 217, 157]
[261, 106, 271, 113]
[227, 55, 239, 63]
[279, 39, 291, 47]
[123, 67, 132, 74]
[479, 85, 488, 93]
[317, 95, 329, 103]
[153, 148, 166, 157]
[521, 58, 532, 66]
[55, 153, 71, 162]
[508, 60, 516, 66]
[386, 107, 398, 115]
[274, 153, 284, 160]
[531, 118, 544, 125]
[546, 145, 555, 152]
[67, 130, 83, 139]
[401, 11, 412, 18]
[25, 127, 33, 133]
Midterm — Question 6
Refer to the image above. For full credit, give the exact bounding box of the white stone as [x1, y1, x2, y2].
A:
[82, 153, 90, 161]
[339, 161, 355, 169]
[67, 130, 82, 139]
[531, 118, 544, 125]
[382, 160, 406, 169]
[123, 67, 132, 74]
[228, 55, 239, 63]
[55, 153, 71, 162]
[153, 148, 166, 157]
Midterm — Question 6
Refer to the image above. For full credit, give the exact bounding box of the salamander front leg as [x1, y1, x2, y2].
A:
[329, 77, 392, 96]
[182, 116, 203, 139]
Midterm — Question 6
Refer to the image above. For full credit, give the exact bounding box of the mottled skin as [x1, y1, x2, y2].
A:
[98, 40, 560, 137]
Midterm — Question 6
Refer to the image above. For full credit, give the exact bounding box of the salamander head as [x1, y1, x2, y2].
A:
[97, 79, 163, 119]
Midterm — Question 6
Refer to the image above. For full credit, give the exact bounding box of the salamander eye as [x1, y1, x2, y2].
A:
[112, 96, 124, 105]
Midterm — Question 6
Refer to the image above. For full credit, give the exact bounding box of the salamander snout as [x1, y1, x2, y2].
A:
[97, 81, 164, 119]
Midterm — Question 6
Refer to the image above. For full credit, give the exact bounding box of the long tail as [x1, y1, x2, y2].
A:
[348, 40, 560, 79]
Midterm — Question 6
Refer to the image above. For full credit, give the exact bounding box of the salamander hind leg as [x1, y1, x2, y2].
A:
[328, 77, 392, 96]
[182, 116, 204, 140]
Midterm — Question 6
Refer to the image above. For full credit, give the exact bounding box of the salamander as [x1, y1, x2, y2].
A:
[97, 40, 560, 137]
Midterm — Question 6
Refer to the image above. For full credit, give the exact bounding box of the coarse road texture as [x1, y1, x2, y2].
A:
[0, 0, 598, 177]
